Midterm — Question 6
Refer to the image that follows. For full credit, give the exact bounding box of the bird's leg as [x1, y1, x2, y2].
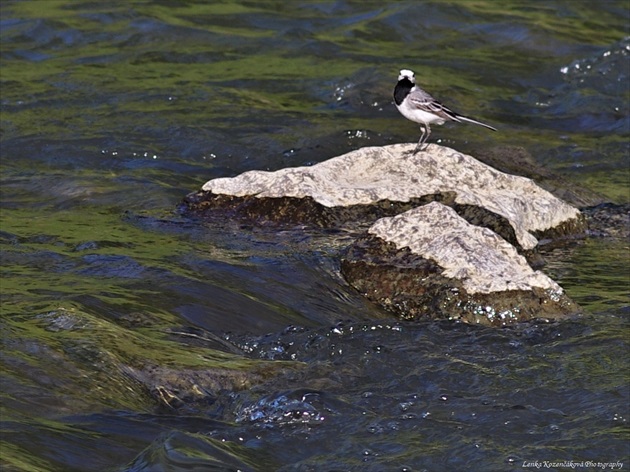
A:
[420, 123, 431, 151]
[413, 123, 431, 153]
[413, 125, 427, 154]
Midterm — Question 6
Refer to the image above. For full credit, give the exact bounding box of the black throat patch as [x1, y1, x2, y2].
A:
[393, 78, 414, 106]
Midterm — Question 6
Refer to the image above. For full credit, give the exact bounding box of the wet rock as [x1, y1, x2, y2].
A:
[183, 191, 443, 229]
[122, 361, 298, 414]
[583, 203, 630, 239]
[184, 143, 585, 250]
[341, 203, 579, 326]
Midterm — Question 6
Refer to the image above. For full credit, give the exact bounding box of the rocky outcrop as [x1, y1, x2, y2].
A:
[183, 143, 587, 325]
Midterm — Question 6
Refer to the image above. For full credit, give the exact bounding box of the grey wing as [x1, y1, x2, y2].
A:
[407, 89, 461, 122]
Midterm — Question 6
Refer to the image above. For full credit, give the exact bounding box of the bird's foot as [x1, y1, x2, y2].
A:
[411, 143, 429, 154]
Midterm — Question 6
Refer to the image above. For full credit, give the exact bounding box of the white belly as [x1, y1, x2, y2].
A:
[397, 101, 446, 126]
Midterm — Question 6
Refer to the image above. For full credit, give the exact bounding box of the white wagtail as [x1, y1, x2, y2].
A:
[394, 69, 496, 153]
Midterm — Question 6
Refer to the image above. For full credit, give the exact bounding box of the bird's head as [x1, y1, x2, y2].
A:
[398, 69, 416, 83]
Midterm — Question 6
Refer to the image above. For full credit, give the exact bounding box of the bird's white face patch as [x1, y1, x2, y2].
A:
[398, 69, 416, 83]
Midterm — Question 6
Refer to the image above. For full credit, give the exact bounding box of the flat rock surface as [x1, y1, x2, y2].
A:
[201, 143, 582, 250]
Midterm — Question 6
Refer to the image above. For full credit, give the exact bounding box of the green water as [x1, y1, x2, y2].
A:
[1, 1, 629, 470]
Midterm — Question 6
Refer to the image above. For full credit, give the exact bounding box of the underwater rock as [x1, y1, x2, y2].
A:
[340, 202, 579, 326]
[472, 145, 608, 208]
[583, 202, 630, 239]
[122, 431, 263, 471]
[184, 143, 584, 250]
[122, 361, 298, 414]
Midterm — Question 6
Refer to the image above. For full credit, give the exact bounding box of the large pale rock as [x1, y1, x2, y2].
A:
[197, 144, 582, 249]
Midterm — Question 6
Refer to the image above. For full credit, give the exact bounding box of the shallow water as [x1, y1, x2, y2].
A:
[1, 1, 629, 471]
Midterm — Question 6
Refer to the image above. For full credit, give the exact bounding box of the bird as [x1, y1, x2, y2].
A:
[393, 69, 497, 153]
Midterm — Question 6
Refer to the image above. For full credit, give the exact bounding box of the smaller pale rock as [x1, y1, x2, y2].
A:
[341, 202, 579, 326]
[368, 202, 560, 295]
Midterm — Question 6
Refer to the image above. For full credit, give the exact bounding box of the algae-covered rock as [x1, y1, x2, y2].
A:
[10, 308, 297, 415]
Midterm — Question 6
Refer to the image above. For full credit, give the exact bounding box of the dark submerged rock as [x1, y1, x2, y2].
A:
[182, 191, 448, 228]
[472, 145, 609, 208]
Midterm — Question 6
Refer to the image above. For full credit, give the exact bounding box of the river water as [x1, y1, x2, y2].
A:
[1, 1, 628, 471]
